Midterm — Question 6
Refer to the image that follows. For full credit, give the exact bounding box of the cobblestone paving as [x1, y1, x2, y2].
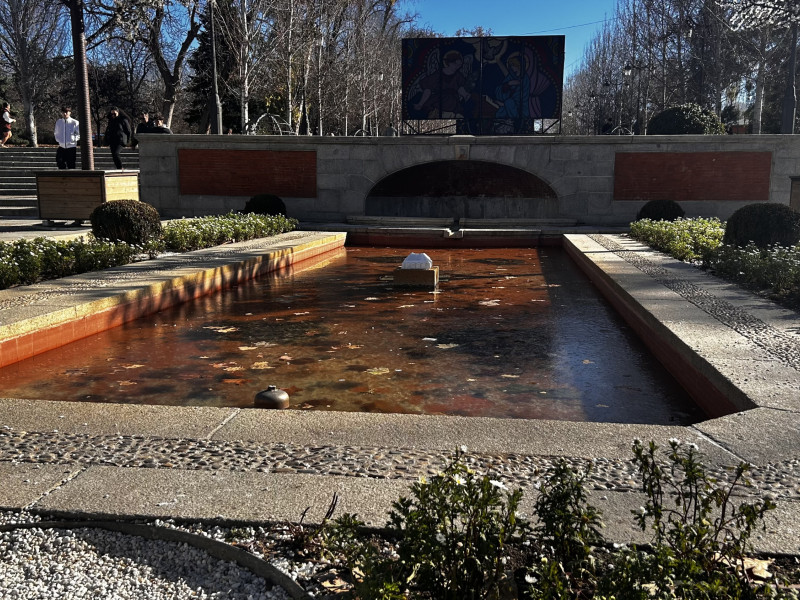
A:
[2, 428, 800, 500]
[590, 234, 800, 371]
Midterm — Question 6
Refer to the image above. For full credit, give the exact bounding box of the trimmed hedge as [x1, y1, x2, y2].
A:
[647, 103, 726, 135]
[90, 199, 163, 245]
[636, 199, 685, 222]
[723, 203, 800, 249]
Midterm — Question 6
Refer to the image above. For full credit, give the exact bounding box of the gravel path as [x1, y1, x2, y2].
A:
[0, 512, 299, 599]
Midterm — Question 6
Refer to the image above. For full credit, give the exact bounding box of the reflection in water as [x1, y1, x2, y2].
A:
[0, 247, 703, 424]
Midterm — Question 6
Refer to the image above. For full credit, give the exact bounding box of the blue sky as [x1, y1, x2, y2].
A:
[407, 0, 616, 75]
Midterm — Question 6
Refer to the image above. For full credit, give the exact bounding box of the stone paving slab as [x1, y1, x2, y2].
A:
[711, 358, 800, 412]
[696, 408, 800, 465]
[585, 491, 800, 556]
[35, 467, 411, 528]
[0, 462, 79, 507]
[0, 398, 236, 439]
[25, 464, 800, 555]
[212, 409, 737, 465]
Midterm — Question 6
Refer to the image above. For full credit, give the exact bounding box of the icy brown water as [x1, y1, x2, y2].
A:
[0, 247, 703, 424]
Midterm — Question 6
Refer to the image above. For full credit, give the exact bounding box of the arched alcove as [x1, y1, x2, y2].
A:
[366, 160, 559, 219]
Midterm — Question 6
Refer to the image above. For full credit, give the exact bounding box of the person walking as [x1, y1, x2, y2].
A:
[104, 107, 131, 169]
[54, 106, 80, 169]
[1, 103, 14, 147]
[131, 111, 151, 149]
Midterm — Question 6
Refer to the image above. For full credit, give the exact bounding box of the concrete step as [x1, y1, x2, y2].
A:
[0, 189, 37, 197]
[0, 170, 51, 176]
[0, 178, 36, 186]
[0, 147, 139, 197]
[0, 206, 38, 218]
[0, 197, 38, 207]
[348, 216, 456, 227]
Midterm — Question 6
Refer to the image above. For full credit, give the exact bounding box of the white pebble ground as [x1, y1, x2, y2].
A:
[0, 526, 291, 600]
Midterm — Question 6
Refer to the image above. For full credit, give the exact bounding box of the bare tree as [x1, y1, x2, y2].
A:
[0, 0, 67, 145]
[718, 0, 799, 132]
[91, 0, 203, 127]
[214, 0, 277, 133]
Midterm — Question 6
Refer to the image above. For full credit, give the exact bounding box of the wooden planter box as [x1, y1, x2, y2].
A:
[36, 170, 140, 221]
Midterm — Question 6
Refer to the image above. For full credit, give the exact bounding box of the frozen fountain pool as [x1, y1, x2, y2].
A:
[0, 246, 703, 424]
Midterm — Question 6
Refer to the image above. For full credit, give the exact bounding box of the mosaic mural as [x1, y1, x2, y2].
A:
[402, 36, 565, 134]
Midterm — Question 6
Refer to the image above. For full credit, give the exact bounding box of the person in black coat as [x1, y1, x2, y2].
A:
[131, 111, 151, 149]
[149, 114, 173, 134]
[104, 107, 131, 169]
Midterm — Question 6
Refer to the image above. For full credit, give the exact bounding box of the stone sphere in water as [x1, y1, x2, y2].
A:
[254, 385, 290, 409]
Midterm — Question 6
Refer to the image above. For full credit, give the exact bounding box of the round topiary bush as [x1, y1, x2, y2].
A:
[242, 194, 287, 216]
[723, 203, 800, 249]
[647, 103, 726, 135]
[90, 199, 163, 245]
[636, 199, 685, 222]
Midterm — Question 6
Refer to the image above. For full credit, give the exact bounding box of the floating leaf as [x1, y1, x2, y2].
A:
[501, 374, 520, 378]
[345, 343, 363, 349]
[118, 381, 136, 386]
[222, 378, 246, 385]
[250, 362, 273, 370]
[122, 364, 144, 369]
[239, 346, 258, 351]
[223, 366, 244, 372]
[204, 326, 239, 333]
[279, 355, 293, 361]
[437, 343, 459, 349]
[254, 341, 277, 347]
[582, 359, 594, 364]
[479, 299, 501, 306]
[367, 367, 390, 375]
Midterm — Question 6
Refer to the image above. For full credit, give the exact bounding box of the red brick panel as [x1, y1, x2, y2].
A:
[178, 149, 316, 197]
[614, 152, 772, 202]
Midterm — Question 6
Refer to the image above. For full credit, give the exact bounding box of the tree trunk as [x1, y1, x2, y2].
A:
[781, 21, 798, 135]
[67, 0, 94, 170]
[160, 78, 178, 128]
[20, 95, 37, 147]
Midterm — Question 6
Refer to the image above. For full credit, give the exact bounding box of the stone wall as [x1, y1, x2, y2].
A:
[138, 133, 800, 225]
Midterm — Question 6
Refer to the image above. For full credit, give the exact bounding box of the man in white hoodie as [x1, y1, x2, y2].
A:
[54, 106, 80, 169]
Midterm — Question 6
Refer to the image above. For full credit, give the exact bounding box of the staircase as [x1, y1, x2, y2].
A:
[0, 146, 140, 218]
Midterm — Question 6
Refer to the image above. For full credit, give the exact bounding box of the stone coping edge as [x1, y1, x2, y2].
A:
[563, 234, 753, 418]
[0, 232, 346, 368]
